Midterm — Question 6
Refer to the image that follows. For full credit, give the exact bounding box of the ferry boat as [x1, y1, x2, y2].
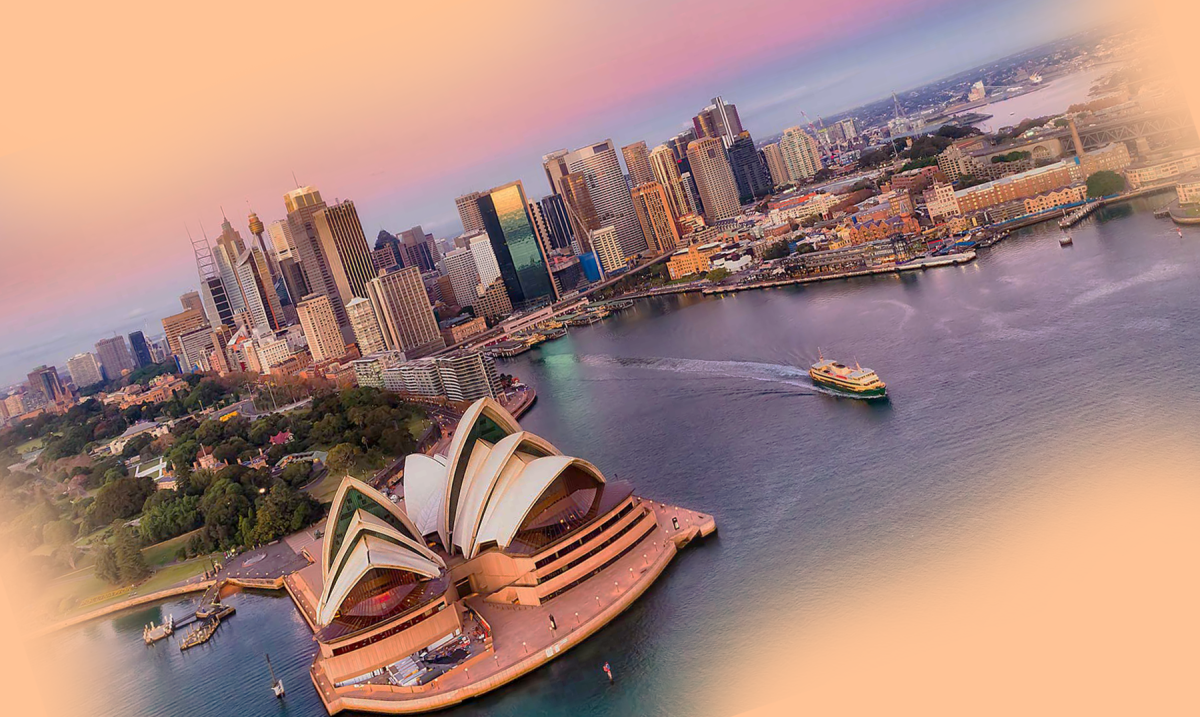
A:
[809, 356, 887, 398]
[1059, 232, 1073, 246]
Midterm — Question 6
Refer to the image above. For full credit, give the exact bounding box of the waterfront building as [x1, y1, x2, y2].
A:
[693, 96, 743, 147]
[666, 241, 723, 280]
[128, 331, 153, 368]
[621, 141, 655, 185]
[591, 225, 626, 274]
[727, 131, 772, 203]
[298, 398, 712, 715]
[67, 352, 104, 388]
[433, 351, 501, 402]
[631, 182, 681, 254]
[285, 185, 350, 328]
[95, 336, 136, 378]
[1125, 149, 1200, 189]
[1177, 179, 1200, 205]
[384, 358, 442, 396]
[346, 297, 388, 356]
[687, 137, 741, 223]
[440, 315, 488, 346]
[477, 181, 557, 306]
[1078, 142, 1132, 177]
[648, 144, 691, 218]
[297, 294, 347, 364]
[924, 182, 962, 222]
[954, 161, 1076, 213]
[560, 140, 647, 258]
[780, 127, 823, 182]
[680, 170, 703, 218]
[1023, 185, 1088, 214]
[162, 308, 209, 359]
[367, 266, 446, 358]
[455, 192, 487, 234]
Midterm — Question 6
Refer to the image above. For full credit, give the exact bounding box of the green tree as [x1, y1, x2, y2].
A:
[1086, 170, 1125, 198]
[113, 526, 151, 583]
[94, 543, 121, 584]
[705, 268, 730, 282]
[43, 519, 78, 547]
[326, 443, 360, 474]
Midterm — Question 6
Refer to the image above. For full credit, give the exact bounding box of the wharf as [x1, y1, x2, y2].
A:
[703, 252, 976, 296]
[179, 605, 234, 651]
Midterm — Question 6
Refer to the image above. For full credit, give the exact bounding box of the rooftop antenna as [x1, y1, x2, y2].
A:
[188, 223, 218, 281]
[291, 170, 300, 188]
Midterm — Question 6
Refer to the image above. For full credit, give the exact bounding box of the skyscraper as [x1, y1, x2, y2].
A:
[314, 200, 375, 308]
[477, 181, 557, 306]
[541, 150, 571, 197]
[559, 172, 601, 251]
[727, 131, 772, 203]
[780, 127, 823, 182]
[538, 194, 576, 252]
[284, 185, 348, 328]
[235, 247, 286, 331]
[366, 267, 445, 358]
[162, 308, 209, 358]
[760, 142, 789, 189]
[66, 353, 104, 388]
[128, 331, 153, 368]
[687, 137, 741, 222]
[648, 144, 692, 219]
[180, 291, 204, 314]
[526, 199, 555, 261]
[693, 96, 743, 147]
[455, 192, 487, 234]
[669, 129, 697, 163]
[95, 336, 136, 378]
[399, 226, 440, 274]
[296, 294, 346, 363]
[443, 246, 482, 308]
[562, 140, 646, 258]
[591, 226, 625, 274]
[621, 141, 655, 185]
[631, 182, 681, 254]
[212, 216, 248, 317]
[27, 366, 69, 406]
[346, 297, 388, 356]
[199, 276, 234, 327]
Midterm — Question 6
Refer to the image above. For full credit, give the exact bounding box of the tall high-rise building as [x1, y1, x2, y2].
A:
[477, 181, 558, 306]
[162, 308, 209, 358]
[296, 294, 346, 363]
[621, 141, 655, 185]
[399, 226, 440, 274]
[66, 353, 104, 388]
[246, 210, 277, 276]
[559, 172, 600, 251]
[345, 297, 388, 356]
[314, 200, 375, 309]
[680, 171, 703, 218]
[95, 336, 136, 378]
[267, 219, 293, 259]
[538, 194, 576, 252]
[780, 126, 823, 182]
[693, 96, 743, 147]
[541, 150, 571, 197]
[235, 247, 286, 331]
[591, 225, 625, 274]
[631, 182, 681, 254]
[560, 140, 647, 258]
[199, 275, 234, 327]
[649, 144, 692, 219]
[687, 137, 741, 222]
[284, 185, 348, 328]
[760, 143, 789, 188]
[474, 278, 513, 324]
[468, 232, 502, 289]
[526, 199, 555, 261]
[366, 267, 445, 358]
[669, 129, 697, 163]
[455, 192, 487, 234]
[179, 327, 216, 373]
[443, 246, 482, 308]
[27, 366, 69, 406]
[433, 351, 502, 402]
[728, 131, 772, 203]
[180, 291, 204, 314]
[212, 216, 248, 318]
[838, 117, 858, 142]
[128, 331, 153, 368]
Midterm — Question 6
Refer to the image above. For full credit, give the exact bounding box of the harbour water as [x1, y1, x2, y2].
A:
[970, 66, 1109, 132]
[42, 200, 1200, 716]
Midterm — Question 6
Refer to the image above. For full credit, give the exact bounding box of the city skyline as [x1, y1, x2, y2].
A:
[0, 0, 1127, 385]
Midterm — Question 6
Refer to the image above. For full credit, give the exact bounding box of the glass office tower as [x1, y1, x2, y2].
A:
[478, 182, 557, 306]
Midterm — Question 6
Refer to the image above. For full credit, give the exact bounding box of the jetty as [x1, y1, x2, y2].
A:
[142, 614, 175, 645]
[179, 604, 235, 651]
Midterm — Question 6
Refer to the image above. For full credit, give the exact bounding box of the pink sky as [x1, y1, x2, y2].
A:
[0, 0, 1120, 384]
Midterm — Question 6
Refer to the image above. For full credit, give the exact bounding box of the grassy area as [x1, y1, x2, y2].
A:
[141, 529, 202, 567]
[45, 554, 216, 619]
[406, 417, 432, 439]
[15, 437, 46, 454]
[305, 471, 345, 504]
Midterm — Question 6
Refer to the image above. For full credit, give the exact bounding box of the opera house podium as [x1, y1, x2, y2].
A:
[290, 397, 715, 714]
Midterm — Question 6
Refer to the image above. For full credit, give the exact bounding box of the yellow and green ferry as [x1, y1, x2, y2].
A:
[809, 357, 887, 399]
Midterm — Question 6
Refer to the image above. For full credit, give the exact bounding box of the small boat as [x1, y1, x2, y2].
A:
[1059, 233, 1073, 246]
[1178, 227, 1184, 238]
[266, 653, 285, 698]
[809, 352, 887, 399]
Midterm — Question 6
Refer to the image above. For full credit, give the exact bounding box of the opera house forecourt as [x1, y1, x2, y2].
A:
[286, 397, 716, 714]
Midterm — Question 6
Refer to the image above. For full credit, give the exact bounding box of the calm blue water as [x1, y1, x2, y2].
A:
[46, 200, 1200, 716]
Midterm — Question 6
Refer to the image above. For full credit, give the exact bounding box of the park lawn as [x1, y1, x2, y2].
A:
[15, 436, 46, 454]
[48, 555, 215, 619]
[305, 471, 345, 504]
[141, 529, 202, 567]
[406, 416, 432, 439]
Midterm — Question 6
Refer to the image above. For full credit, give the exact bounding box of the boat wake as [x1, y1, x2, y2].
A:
[575, 355, 883, 400]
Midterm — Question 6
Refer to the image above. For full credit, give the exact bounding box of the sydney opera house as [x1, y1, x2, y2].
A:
[288, 397, 715, 714]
